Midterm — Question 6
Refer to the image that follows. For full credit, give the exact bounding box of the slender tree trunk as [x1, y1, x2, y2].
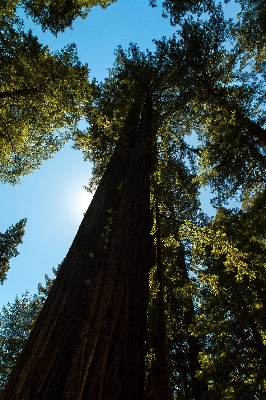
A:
[145, 205, 171, 400]
[1, 98, 153, 399]
[176, 246, 208, 400]
[153, 205, 171, 399]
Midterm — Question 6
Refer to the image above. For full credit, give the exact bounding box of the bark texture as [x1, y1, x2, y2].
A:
[1, 98, 153, 399]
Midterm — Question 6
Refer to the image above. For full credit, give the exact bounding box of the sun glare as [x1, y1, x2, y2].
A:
[77, 190, 93, 215]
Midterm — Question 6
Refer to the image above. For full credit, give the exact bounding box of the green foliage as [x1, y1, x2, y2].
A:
[180, 203, 266, 398]
[74, 40, 202, 191]
[160, 0, 266, 46]
[0, 266, 59, 390]
[145, 125, 205, 397]
[74, 43, 171, 189]
[153, 0, 215, 25]
[0, 292, 41, 390]
[1, 0, 116, 35]
[180, 220, 251, 283]
[161, 6, 266, 205]
[230, 0, 266, 71]
[22, 0, 116, 34]
[0, 16, 91, 184]
[0, 219, 27, 284]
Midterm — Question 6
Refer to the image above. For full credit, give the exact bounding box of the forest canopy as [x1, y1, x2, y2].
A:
[1, 0, 266, 399]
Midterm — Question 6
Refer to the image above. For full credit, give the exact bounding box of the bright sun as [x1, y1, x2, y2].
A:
[77, 190, 93, 215]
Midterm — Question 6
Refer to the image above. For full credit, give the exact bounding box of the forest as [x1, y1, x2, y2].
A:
[0, 0, 266, 398]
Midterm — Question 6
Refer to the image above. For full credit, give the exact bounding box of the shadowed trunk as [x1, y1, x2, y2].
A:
[176, 245, 208, 400]
[1, 97, 153, 399]
[153, 205, 171, 399]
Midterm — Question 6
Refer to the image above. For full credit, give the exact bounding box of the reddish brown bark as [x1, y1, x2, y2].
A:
[1, 98, 153, 399]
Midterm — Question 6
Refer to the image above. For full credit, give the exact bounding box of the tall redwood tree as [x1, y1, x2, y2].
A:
[1, 95, 154, 399]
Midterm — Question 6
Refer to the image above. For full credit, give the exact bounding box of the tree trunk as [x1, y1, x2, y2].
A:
[144, 205, 171, 400]
[153, 205, 171, 399]
[176, 245, 208, 400]
[1, 98, 153, 399]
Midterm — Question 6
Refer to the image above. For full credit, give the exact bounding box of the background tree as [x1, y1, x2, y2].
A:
[157, 7, 266, 205]
[0, 219, 26, 284]
[159, 0, 266, 46]
[180, 197, 266, 398]
[0, 267, 59, 392]
[0, 292, 41, 393]
[0, 15, 91, 184]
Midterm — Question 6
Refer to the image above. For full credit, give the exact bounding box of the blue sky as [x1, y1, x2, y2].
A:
[1, 0, 179, 308]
